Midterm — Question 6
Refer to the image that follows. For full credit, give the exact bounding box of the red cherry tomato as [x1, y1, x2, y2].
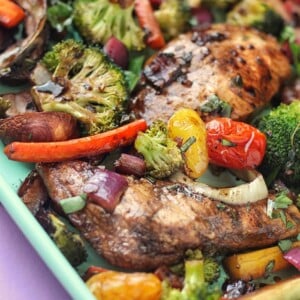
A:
[206, 118, 266, 169]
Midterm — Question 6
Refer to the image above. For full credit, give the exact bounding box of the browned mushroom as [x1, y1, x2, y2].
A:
[0, 111, 79, 143]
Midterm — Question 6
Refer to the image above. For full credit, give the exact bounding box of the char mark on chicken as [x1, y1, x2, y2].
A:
[130, 24, 291, 124]
[37, 160, 300, 271]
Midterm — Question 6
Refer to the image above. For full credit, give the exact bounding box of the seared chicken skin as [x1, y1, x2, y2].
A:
[131, 24, 291, 123]
[37, 161, 300, 271]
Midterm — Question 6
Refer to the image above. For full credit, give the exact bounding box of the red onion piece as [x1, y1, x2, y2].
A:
[103, 36, 129, 69]
[114, 153, 146, 177]
[149, 0, 162, 8]
[83, 169, 128, 212]
[283, 247, 300, 270]
[191, 7, 213, 26]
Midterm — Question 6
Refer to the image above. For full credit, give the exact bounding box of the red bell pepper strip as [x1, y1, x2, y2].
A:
[4, 119, 147, 163]
[134, 0, 166, 50]
[0, 0, 25, 28]
[206, 117, 266, 169]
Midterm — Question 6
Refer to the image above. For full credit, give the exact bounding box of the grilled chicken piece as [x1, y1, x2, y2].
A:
[37, 161, 300, 271]
[131, 24, 291, 123]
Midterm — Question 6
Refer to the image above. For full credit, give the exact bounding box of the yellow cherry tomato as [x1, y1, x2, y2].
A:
[86, 271, 162, 300]
[168, 108, 208, 178]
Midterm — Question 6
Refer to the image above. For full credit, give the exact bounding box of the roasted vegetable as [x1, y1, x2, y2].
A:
[204, 257, 221, 284]
[167, 108, 208, 179]
[161, 250, 222, 300]
[0, 97, 11, 118]
[4, 119, 147, 163]
[39, 212, 87, 267]
[0, 111, 78, 144]
[154, 0, 190, 41]
[32, 39, 129, 136]
[227, 0, 284, 36]
[238, 276, 300, 300]
[0, 0, 47, 82]
[134, 0, 166, 49]
[257, 101, 300, 187]
[134, 120, 183, 179]
[206, 117, 267, 170]
[223, 241, 300, 281]
[0, 0, 25, 28]
[86, 270, 162, 300]
[73, 0, 145, 51]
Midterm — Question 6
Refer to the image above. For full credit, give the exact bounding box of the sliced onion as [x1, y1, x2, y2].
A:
[59, 194, 87, 214]
[83, 168, 128, 212]
[283, 247, 300, 271]
[170, 169, 268, 205]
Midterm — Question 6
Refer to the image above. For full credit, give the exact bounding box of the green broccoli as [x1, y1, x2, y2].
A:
[0, 97, 11, 118]
[204, 257, 221, 284]
[154, 0, 190, 41]
[134, 120, 183, 179]
[226, 0, 284, 36]
[31, 39, 128, 136]
[41, 212, 87, 267]
[161, 250, 222, 300]
[258, 101, 300, 187]
[73, 0, 145, 51]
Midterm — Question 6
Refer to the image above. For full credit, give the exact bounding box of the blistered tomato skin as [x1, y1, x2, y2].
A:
[168, 108, 209, 178]
[86, 271, 162, 300]
[206, 117, 267, 169]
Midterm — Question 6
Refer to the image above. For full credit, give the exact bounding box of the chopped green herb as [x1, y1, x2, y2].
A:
[278, 239, 293, 252]
[199, 94, 232, 117]
[279, 210, 287, 226]
[264, 260, 275, 277]
[221, 139, 236, 147]
[180, 136, 196, 153]
[286, 221, 295, 230]
[274, 192, 293, 209]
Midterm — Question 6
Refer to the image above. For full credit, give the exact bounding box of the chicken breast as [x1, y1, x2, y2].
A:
[37, 161, 300, 271]
[131, 24, 291, 123]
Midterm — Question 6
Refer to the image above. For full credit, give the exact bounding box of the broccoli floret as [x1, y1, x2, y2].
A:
[73, 0, 145, 51]
[154, 0, 190, 41]
[161, 250, 222, 300]
[43, 213, 87, 267]
[32, 39, 129, 136]
[227, 0, 284, 36]
[134, 120, 183, 179]
[258, 101, 300, 187]
[204, 257, 221, 284]
[0, 97, 11, 118]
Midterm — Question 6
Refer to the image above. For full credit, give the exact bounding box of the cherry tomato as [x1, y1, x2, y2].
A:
[206, 117, 266, 169]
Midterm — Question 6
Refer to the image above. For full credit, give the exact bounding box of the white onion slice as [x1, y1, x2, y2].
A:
[170, 169, 268, 205]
